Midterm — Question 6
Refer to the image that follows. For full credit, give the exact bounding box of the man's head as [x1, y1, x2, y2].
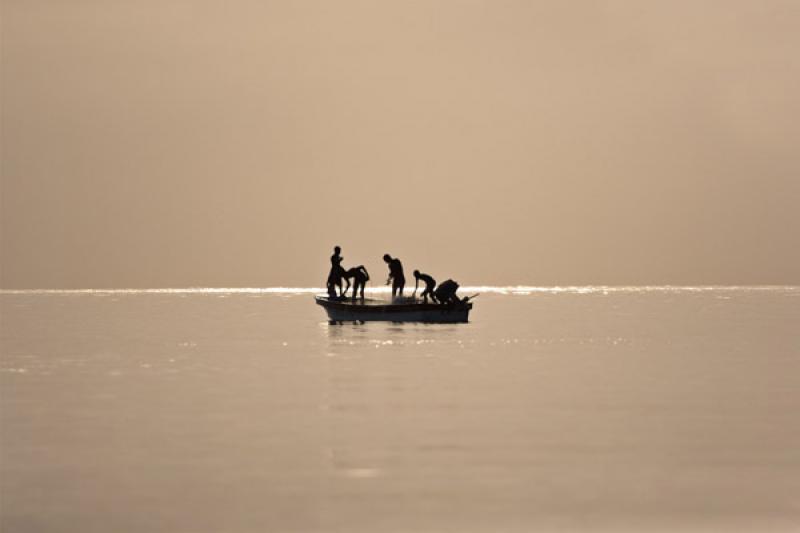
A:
[413, 269, 420, 278]
[383, 254, 391, 263]
[334, 246, 341, 254]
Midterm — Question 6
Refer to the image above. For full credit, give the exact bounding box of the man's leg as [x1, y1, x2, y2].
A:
[430, 288, 438, 303]
[342, 278, 351, 298]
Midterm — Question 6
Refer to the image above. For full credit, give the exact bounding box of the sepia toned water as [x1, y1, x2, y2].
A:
[1, 287, 799, 533]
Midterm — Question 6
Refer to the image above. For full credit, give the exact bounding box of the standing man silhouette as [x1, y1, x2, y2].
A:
[383, 254, 405, 299]
[327, 246, 345, 298]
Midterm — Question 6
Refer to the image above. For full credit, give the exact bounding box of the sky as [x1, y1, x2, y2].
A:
[2, 0, 799, 288]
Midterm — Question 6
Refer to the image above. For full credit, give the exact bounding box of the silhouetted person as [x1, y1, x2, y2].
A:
[383, 254, 405, 299]
[342, 265, 370, 300]
[327, 246, 346, 298]
[433, 279, 463, 305]
[413, 270, 437, 303]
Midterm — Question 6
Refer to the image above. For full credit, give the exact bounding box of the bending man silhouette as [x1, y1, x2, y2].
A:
[383, 254, 405, 299]
[342, 266, 370, 301]
[326, 246, 345, 298]
[412, 270, 437, 303]
[433, 279, 464, 305]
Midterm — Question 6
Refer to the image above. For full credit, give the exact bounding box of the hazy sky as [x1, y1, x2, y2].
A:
[2, 0, 799, 288]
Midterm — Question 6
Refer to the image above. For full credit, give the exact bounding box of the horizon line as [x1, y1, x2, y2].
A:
[1, 285, 798, 295]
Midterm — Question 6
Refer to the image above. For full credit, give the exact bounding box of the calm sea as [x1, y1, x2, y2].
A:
[1, 287, 799, 533]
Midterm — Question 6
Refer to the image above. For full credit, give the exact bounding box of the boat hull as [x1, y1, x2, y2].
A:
[315, 296, 472, 323]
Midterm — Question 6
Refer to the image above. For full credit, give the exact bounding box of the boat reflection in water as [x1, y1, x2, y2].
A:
[315, 295, 473, 323]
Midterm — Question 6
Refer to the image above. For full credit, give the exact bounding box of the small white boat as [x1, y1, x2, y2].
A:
[315, 296, 473, 323]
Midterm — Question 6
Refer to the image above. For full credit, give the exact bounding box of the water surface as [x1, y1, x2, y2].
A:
[2, 287, 799, 532]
